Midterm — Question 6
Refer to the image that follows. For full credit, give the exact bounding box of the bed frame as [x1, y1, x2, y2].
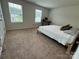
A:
[37, 29, 78, 55]
[66, 41, 76, 54]
[66, 33, 79, 54]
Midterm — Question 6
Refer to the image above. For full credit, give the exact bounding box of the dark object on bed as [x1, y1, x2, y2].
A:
[60, 24, 72, 31]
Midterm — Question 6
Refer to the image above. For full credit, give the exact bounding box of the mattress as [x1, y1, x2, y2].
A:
[38, 25, 76, 45]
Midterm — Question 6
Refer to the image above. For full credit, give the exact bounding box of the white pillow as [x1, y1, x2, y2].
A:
[64, 28, 78, 35]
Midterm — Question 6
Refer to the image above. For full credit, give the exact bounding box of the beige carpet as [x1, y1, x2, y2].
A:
[1, 29, 71, 59]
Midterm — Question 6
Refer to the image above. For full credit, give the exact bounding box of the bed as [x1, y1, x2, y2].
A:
[38, 25, 79, 54]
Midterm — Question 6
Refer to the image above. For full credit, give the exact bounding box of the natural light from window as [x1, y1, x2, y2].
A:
[8, 2, 23, 23]
[35, 9, 42, 23]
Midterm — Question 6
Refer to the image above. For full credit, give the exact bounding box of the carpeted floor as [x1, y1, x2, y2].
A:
[1, 29, 71, 59]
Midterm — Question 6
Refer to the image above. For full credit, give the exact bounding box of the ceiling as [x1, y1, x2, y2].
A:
[26, 0, 79, 8]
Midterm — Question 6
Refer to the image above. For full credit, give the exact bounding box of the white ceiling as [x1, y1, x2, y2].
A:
[26, 0, 79, 8]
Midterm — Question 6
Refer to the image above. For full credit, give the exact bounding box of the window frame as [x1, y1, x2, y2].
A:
[35, 9, 42, 23]
[8, 2, 23, 23]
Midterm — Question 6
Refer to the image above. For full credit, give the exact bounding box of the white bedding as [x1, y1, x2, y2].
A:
[38, 25, 78, 45]
[72, 45, 79, 59]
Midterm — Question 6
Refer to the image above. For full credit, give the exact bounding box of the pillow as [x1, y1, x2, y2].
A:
[60, 24, 72, 31]
[64, 28, 78, 35]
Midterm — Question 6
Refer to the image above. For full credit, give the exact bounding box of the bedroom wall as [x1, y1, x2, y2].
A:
[49, 5, 79, 28]
[1, 0, 49, 30]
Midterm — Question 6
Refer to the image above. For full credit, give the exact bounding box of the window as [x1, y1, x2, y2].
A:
[35, 9, 42, 23]
[8, 2, 23, 23]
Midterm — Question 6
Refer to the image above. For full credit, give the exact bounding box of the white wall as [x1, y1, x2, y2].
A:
[49, 5, 79, 28]
[2, 0, 49, 30]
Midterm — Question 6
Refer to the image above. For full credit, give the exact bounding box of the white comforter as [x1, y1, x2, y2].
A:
[38, 25, 77, 45]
